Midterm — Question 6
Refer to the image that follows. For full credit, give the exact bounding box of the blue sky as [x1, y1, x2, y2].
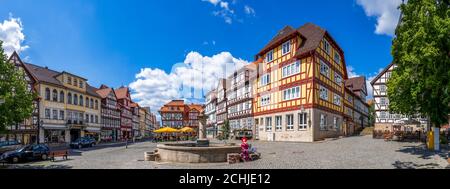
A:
[0, 0, 401, 111]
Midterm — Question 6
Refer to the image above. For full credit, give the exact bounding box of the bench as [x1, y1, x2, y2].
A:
[49, 150, 69, 162]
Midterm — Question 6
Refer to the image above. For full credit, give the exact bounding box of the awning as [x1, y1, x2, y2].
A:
[41, 124, 68, 130]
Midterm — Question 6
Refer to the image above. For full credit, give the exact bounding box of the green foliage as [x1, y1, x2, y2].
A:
[218, 120, 230, 140]
[0, 41, 35, 131]
[388, 0, 450, 128]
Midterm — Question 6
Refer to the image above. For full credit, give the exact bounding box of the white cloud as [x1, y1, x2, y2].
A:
[356, 0, 402, 36]
[202, 0, 254, 24]
[244, 5, 256, 16]
[0, 14, 29, 56]
[129, 51, 249, 115]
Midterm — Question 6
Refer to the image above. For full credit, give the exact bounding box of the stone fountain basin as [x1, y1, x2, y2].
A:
[156, 142, 241, 163]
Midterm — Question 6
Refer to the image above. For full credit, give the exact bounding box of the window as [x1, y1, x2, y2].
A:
[60, 110, 64, 120]
[283, 86, 300, 101]
[86, 97, 89, 107]
[333, 94, 341, 106]
[286, 114, 294, 131]
[79, 81, 83, 88]
[334, 74, 342, 85]
[298, 113, 307, 130]
[320, 60, 330, 78]
[334, 117, 340, 130]
[45, 88, 51, 100]
[323, 39, 331, 55]
[260, 74, 270, 86]
[67, 93, 72, 104]
[86, 114, 89, 123]
[73, 94, 78, 105]
[320, 114, 327, 130]
[45, 109, 50, 119]
[52, 89, 58, 102]
[90, 99, 94, 109]
[282, 41, 291, 55]
[67, 77, 72, 85]
[52, 110, 58, 120]
[95, 100, 99, 110]
[266, 50, 273, 62]
[91, 115, 94, 123]
[282, 61, 300, 78]
[95, 115, 99, 124]
[74, 78, 78, 87]
[265, 117, 272, 132]
[380, 97, 386, 105]
[380, 85, 386, 92]
[334, 52, 341, 64]
[380, 111, 386, 119]
[261, 95, 271, 106]
[320, 86, 328, 101]
[275, 116, 282, 131]
[79, 95, 83, 106]
[59, 91, 65, 103]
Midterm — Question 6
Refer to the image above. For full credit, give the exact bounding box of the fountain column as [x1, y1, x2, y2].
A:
[197, 112, 209, 147]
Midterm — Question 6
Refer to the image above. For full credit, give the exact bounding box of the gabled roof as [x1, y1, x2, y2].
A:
[8, 51, 38, 83]
[96, 87, 114, 99]
[114, 87, 130, 100]
[345, 76, 366, 92]
[188, 104, 203, 112]
[370, 62, 395, 86]
[167, 100, 185, 106]
[258, 26, 300, 55]
[86, 84, 101, 98]
[23, 63, 64, 86]
[295, 23, 327, 56]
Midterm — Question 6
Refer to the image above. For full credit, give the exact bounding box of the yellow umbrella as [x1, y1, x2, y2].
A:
[179, 127, 195, 133]
[154, 127, 180, 133]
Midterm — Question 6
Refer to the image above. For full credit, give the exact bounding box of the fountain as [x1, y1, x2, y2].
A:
[153, 113, 240, 163]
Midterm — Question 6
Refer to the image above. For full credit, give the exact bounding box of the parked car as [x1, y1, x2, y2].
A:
[0, 144, 50, 164]
[0, 140, 22, 155]
[70, 137, 96, 149]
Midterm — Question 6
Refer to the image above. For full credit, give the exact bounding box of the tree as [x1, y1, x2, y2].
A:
[388, 0, 450, 130]
[0, 41, 35, 132]
[219, 120, 231, 141]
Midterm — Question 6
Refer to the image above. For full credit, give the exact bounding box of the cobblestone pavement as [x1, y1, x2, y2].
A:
[4, 136, 449, 169]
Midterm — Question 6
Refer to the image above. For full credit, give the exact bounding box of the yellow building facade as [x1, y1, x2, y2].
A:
[24, 63, 102, 145]
[253, 23, 349, 142]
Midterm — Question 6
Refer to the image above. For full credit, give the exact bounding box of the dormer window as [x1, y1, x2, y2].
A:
[79, 81, 84, 88]
[74, 78, 78, 87]
[68, 77, 72, 85]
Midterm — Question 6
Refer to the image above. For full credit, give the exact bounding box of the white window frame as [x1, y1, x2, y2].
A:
[298, 113, 307, 130]
[282, 41, 291, 55]
[275, 116, 282, 131]
[334, 117, 340, 130]
[319, 86, 328, 101]
[265, 117, 272, 132]
[320, 60, 330, 78]
[334, 73, 342, 85]
[286, 114, 294, 131]
[282, 61, 300, 78]
[334, 52, 341, 64]
[266, 50, 274, 62]
[323, 39, 331, 55]
[261, 95, 271, 106]
[260, 74, 270, 86]
[283, 86, 300, 101]
[333, 94, 341, 106]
